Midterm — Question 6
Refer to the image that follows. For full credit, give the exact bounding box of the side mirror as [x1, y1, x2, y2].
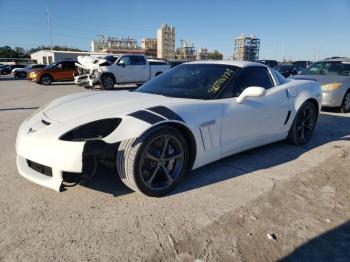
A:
[236, 86, 266, 104]
[117, 61, 125, 67]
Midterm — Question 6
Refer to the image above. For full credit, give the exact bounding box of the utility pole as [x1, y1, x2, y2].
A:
[47, 7, 53, 50]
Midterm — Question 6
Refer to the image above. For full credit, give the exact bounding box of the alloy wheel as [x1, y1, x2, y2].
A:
[140, 135, 184, 191]
[343, 92, 350, 113]
[42, 75, 51, 85]
[296, 104, 316, 144]
[103, 76, 114, 90]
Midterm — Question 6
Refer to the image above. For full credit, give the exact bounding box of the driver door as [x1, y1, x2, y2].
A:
[113, 55, 147, 83]
[220, 67, 290, 155]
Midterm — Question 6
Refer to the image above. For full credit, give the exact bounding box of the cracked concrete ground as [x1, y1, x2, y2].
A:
[0, 78, 349, 261]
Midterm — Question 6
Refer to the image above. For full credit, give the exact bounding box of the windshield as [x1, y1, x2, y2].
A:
[301, 61, 350, 76]
[276, 65, 291, 72]
[136, 64, 238, 99]
[103, 55, 118, 63]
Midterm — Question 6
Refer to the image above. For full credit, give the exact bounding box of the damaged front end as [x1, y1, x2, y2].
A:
[61, 140, 120, 191]
[74, 55, 111, 88]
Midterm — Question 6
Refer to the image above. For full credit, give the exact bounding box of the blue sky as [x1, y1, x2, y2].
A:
[0, 0, 349, 60]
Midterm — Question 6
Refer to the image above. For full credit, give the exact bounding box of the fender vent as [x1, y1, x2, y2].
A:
[284, 111, 291, 125]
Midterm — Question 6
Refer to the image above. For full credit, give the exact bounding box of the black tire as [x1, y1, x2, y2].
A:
[287, 101, 317, 145]
[340, 90, 350, 113]
[155, 72, 163, 77]
[40, 74, 52, 85]
[117, 126, 189, 197]
[100, 74, 115, 90]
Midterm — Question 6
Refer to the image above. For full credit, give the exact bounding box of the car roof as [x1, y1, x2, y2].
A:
[185, 60, 266, 68]
[319, 57, 350, 62]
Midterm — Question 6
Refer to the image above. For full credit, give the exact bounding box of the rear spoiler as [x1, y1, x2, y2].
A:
[292, 77, 317, 82]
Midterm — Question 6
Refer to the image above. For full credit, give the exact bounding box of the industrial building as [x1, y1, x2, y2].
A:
[196, 48, 209, 61]
[233, 34, 260, 61]
[140, 38, 157, 58]
[91, 35, 145, 55]
[157, 24, 176, 60]
[176, 40, 196, 61]
[30, 50, 108, 64]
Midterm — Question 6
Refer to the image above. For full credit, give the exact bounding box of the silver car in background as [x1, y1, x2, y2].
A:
[293, 57, 350, 113]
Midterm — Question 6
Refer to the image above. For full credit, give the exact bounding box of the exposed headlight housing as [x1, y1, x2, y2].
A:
[321, 82, 342, 91]
[60, 118, 121, 141]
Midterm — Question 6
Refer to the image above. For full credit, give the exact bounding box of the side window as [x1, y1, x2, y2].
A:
[55, 63, 63, 69]
[119, 56, 132, 65]
[130, 56, 146, 65]
[66, 61, 76, 69]
[232, 67, 274, 97]
[271, 69, 288, 85]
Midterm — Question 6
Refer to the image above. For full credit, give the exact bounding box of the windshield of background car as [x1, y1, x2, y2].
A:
[103, 55, 118, 63]
[136, 64, 238, 99]
[45, 62, 57, 68]
[293, 61, 308, 68]
[276, 65, 291, 72]
[301, 61, 350, 76]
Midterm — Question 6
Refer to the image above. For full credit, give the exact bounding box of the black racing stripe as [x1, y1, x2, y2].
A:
[147, 106, 184, 122]
[128, 110, 165, 124]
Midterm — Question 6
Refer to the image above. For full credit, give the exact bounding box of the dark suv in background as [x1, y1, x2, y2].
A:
[292, 60, 313, 71]
[0, 64, 26, 75]
[256, 60, 278, 68]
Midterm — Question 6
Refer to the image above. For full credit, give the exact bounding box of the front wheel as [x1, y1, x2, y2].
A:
[340, 91, 350, 113]
[117, 126, 189, 197]
[100, 74, 115, 90]
[40, 74, 52, 85]
[287, 101, 317, 145]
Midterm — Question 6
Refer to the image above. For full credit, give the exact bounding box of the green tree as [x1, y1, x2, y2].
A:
[0, 46, 29, 58]
[28, 45, 86, 54]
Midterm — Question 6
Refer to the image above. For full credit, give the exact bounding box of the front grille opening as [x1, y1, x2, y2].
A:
[27, 160, 52, 177]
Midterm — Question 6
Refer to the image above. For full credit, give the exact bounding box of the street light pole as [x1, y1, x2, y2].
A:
[47, 7, 53, 50]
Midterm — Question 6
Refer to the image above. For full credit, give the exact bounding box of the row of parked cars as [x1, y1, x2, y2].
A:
[257, 60, 313, 78]
[257, 57, 350, 113]
[2, 55, 175, 88]
[3, 56, 350, 113]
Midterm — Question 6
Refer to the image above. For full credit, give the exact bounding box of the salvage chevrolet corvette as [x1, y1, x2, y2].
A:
[16, 61, 322, 196]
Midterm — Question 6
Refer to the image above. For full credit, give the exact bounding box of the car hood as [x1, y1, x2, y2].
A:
[43, 91, 181, 123]
[292, 74, 348, 84]
[76, 55, 109, 70]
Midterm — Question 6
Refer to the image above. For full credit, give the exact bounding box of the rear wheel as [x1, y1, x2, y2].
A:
[100, 74, 115, 90]
[340, 91, 350, 113]
[287, 101, 317, 145]
[40, 74, 52, 85]
[117, 126, 189, 197]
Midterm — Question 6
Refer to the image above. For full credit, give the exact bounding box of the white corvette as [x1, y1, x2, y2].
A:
[16, 61, 322, 196]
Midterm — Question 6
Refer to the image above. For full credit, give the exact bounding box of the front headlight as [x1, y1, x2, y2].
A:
[60, 118, 121, 141]
[321, 82, 342, 91]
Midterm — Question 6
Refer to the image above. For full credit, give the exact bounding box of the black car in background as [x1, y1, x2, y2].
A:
[0, 64, 26, 75]
[256, 60, 278, 68]
[275, 64, 299, 78]
[292, 60, 313, 70]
